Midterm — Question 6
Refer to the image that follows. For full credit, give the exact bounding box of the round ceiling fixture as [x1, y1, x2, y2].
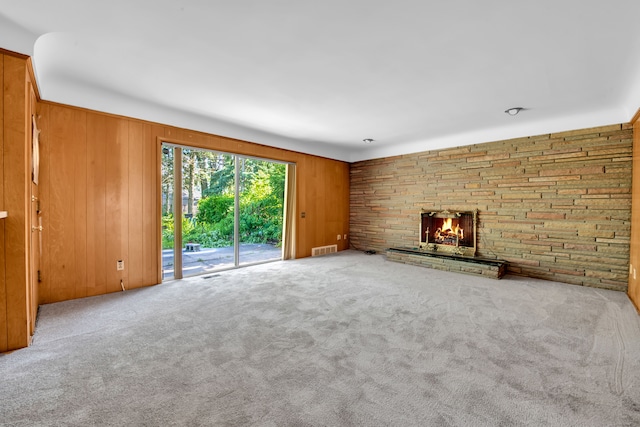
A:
[505, 107, 524, 116]
[363, 138, 374, 144]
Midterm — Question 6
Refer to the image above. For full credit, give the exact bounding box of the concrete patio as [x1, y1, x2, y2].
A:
[162, 243, 282, 279]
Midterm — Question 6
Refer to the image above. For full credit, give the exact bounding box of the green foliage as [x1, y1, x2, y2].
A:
[162, 155, 286, 249]
[162, 214, 175, 249]
[163, 214, 205, 249]
[238, 162, 285, 244]
[185, 219, 234, 248]
[196, 194, 234, 224]
[163, 214, 234, 249]
[206, 155, 235, 196]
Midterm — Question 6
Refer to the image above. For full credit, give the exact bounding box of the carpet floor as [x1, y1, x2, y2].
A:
[1, 250, 640, 426]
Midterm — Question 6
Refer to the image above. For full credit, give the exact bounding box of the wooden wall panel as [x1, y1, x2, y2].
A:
[3, 54, 29, 349]
[46, 106, 81, 302]
[86, 115, 108, 297]
[333, 160, 350, 251]
[72, 108, 88, 299]
[295, 158, 308, 258]
[45, 105, 88, 302]
[143, 126, 162, 285]
[304, 158, 322, 257]
[0, 53, 6, 352]
[311, 158, 324, 254]
[127, 122, 144, 288]
[293, 157, 351, 256]
[105, 118, 128, 294]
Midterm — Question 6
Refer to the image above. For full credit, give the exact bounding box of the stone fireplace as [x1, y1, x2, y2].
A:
[419, 209, 477, 257]
[387, 209, 505, 279]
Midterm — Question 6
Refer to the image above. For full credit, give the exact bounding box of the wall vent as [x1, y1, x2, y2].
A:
[311, 245, 338, 257]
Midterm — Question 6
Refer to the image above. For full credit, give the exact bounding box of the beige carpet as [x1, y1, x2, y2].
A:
[1, 250, 639, 426]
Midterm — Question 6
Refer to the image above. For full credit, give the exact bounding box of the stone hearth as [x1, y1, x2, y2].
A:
[386, 247, 508, 279]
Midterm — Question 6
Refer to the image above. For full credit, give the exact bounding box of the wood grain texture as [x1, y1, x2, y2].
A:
[294, 157, 308, 258]
[3, 54, 29, 350]
[47, 106, 79, 302]
[72, 109, 88, 299]
[104, 118, 128, 294]
[41, 105, 87, 303]
[86, 114, 108, 297]
[127, 122, 144, 288]
[0, 53, 6, 352]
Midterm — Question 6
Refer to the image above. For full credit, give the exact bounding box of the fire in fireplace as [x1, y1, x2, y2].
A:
[420, 210, 477, 256]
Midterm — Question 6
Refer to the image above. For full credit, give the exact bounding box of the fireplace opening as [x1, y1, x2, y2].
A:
[420, 210, 477, 256]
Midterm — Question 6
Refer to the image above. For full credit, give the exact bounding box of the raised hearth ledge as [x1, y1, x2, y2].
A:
[386, 247, 508, 279]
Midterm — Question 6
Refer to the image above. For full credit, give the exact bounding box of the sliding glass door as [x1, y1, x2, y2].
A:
[161, 143, 288, 280]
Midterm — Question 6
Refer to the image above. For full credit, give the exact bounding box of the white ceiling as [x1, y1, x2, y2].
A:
[2, 1, 640, 162]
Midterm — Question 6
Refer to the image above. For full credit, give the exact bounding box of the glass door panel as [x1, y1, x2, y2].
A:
[238, 158, 286, 266]
[182, 150, 236, 276]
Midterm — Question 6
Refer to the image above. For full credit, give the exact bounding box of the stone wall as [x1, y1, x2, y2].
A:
[350, 124, 633, 291]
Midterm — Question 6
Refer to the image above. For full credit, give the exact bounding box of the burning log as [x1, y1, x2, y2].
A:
[434, 224, 464, 245]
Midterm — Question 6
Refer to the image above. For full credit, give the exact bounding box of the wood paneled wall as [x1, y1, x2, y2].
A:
[0, 50, 5, 351]
[38, 103, 350, 304]
[629, 113, 640, 310]
[0, 51, 35, 352]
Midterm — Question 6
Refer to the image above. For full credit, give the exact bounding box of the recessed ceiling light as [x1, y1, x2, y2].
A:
[505, 107, 524, 116]
[363, 138, 374, 144]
